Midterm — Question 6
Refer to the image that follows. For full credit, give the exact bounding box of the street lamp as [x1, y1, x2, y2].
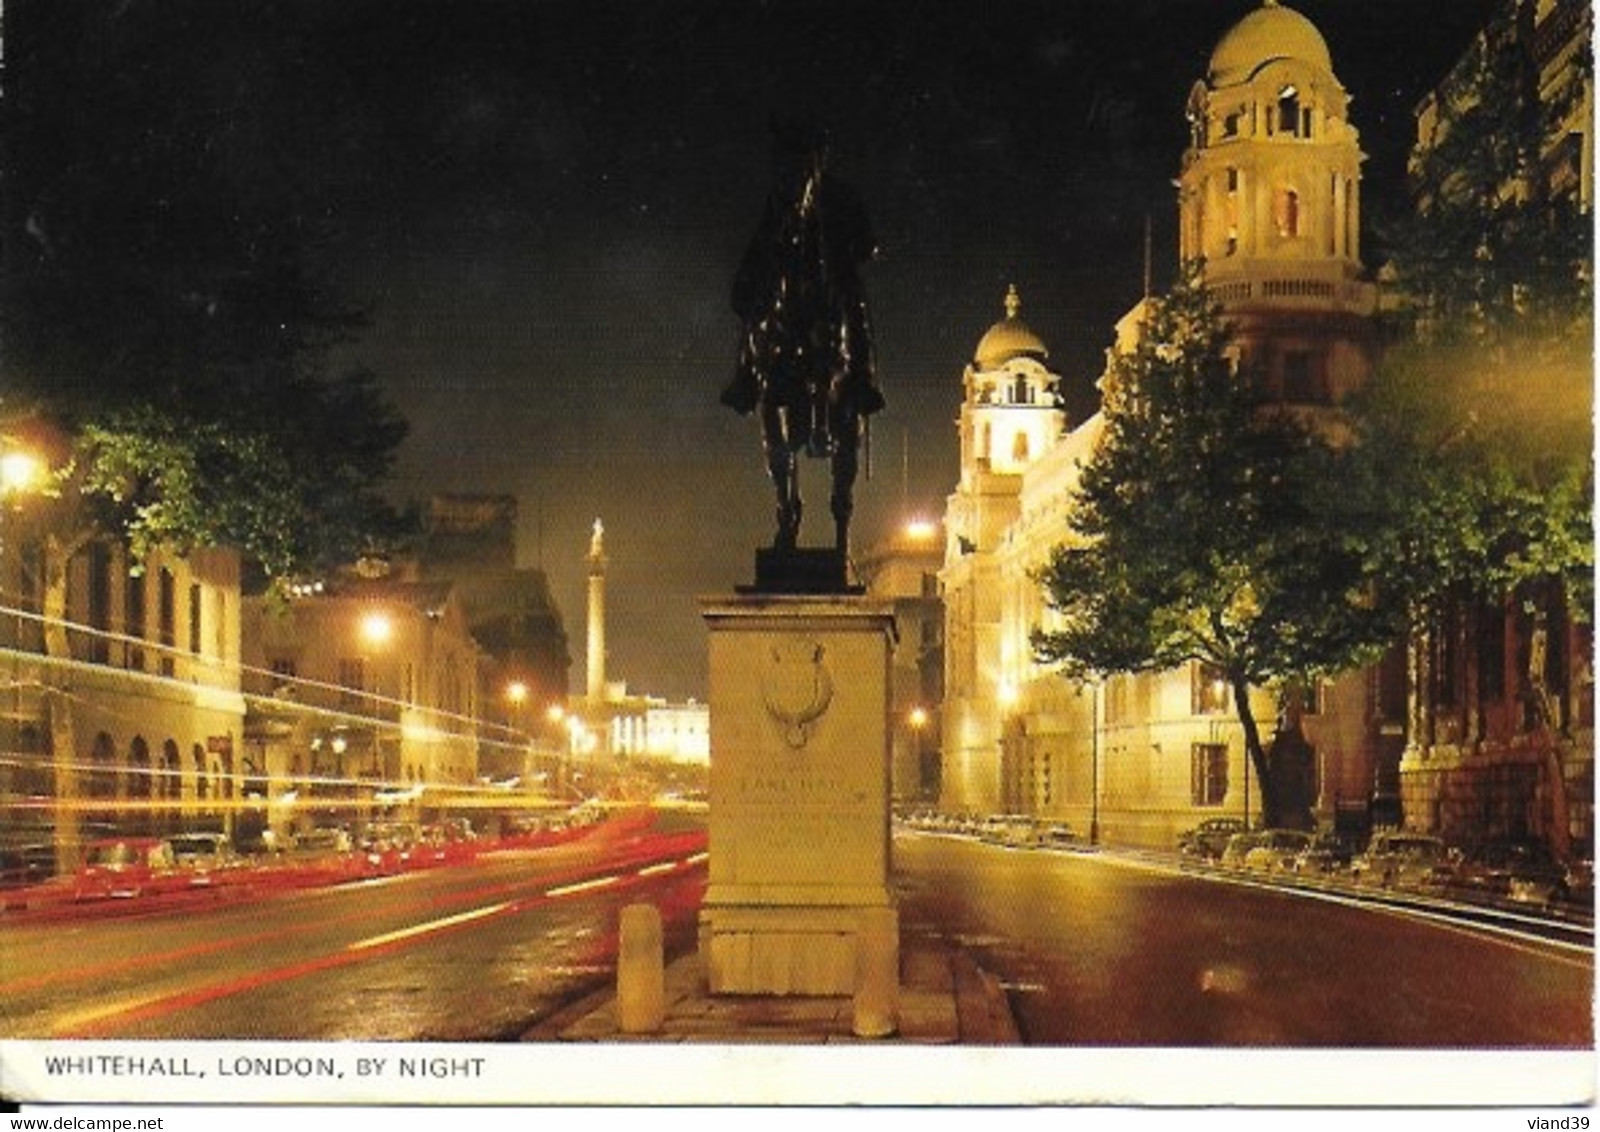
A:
[0, 450, 43, 496]
[359, 610, 394, 648]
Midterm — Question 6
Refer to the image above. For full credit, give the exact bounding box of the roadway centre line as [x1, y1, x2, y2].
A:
[346, 901, 511, 951]
[545, 875, 620, 898]
[636, 861, 679, 877]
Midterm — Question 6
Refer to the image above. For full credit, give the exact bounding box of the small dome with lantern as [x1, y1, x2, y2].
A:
[1208, 0, 1333, 86]
[973, 284, 1048, 371]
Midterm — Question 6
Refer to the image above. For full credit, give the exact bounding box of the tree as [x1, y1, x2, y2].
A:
[2, 1, 413, 591]
[1357, 2, 1592, 853]
[1032, 266, 1395, 829]
[1, 2, 412, 862]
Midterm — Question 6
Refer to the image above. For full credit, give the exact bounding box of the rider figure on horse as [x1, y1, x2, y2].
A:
[722, 115, 884, 554]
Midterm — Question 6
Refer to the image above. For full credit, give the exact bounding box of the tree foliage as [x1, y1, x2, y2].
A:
[1363, 2, 1593, 627]
[1033, 266, 1395, 827]
[1, 0, 412, 592]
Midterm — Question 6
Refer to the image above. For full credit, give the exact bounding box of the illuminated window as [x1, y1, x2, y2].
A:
[1192, 662, 1230, 715]
[1011, 431, 1031, 463]
[1191, 743, 1228, 806]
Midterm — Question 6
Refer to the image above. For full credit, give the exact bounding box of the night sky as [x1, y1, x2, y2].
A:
[27, 0, 1504, 700]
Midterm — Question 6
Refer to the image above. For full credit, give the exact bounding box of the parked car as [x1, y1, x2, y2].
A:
[358, 821, 420, 873]
[1451, 840, 1570, 907]
[1242, 829, 1312, 874]
[1033, 823, 1081, 851]
[1178, 817, 1247, 862]
[0, 842, 57, 890]
[1350, 832, 1453, 891]
[1563, 857, 1594, 909]
[1218, 831, 1262, 870]
[1293, 831, 1357, 876]
[74, 837, 182, 900]
[167, 832, 242, 885]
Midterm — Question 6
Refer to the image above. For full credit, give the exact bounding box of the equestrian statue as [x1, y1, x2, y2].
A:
[721, 117, 884, 558]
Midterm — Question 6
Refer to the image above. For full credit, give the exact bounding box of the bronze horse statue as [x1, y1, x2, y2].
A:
[722, 119, 884, 554]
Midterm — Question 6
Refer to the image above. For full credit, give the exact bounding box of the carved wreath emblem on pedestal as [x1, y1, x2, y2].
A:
[761, 639, 834, 748]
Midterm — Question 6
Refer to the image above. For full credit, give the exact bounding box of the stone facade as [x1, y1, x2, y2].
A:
[936, 1, 1394, 848]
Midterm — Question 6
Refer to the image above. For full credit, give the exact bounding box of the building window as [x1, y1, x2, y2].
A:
[129, 737, 152, 800]
[1274, 187, 1300, 237]
[87, 544, 112, 664]
[125, 573, 146, 671]
[1278, 87, 1300, 136]
[1192, 662, 1230, 715]
[1191, 742, 1228, 806]
[188, 583, 203, 656]
[1223, 111, 1240, 138]
[1282, 350, 1320, 402]
[1011, 431, 1031, 463]
[158, 569, 176, 677]
[88, 732, 117, 800]
[162, 740, 181, 801]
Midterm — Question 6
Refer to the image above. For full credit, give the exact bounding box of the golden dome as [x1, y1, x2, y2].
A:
[974, 284, 1048, 370]
[1208, 0, 1332, 85]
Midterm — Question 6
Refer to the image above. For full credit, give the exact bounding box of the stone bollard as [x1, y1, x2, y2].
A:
[852, 905, 899, 1039]
[617, 903, 666, 1034]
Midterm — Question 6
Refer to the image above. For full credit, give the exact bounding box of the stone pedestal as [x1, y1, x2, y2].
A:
[698, 593, 896, 996]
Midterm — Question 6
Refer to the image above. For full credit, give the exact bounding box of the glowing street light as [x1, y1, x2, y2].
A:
[0, 450, 43, 495]
[908, 705, 929, 729]
[359, 610, 394, 647]
[506, 681, 529, 705]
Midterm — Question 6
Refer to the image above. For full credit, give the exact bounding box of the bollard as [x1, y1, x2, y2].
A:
[852, 905, 899, 1039]
[617, 903, 665, 1034]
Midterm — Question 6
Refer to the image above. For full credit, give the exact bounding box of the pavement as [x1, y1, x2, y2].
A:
[520, 921, 1021, 1045]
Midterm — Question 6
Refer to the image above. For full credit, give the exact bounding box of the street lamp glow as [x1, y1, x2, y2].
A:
[0, 450, 42, 494]
[904, 518, 938, 541]
[908, 706, 929, 728]
[506, 681, 529, 704]
[547, 704, 566, 725]
[359, 610, 394, 647]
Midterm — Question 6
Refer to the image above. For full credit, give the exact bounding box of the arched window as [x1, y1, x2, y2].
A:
[89, 732, 117, 800]
[194, 744, 209, 801]
[1012, 376, 1029, 405]
[1278, 86, 1300, 136]
[129, 737, 152, 799]
[162, 740, 181, 800]
[1011, 431, 1031, 463]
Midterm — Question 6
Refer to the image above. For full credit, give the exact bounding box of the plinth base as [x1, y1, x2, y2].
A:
[740, 547, 863, 595]
[699, 903, 893, 996]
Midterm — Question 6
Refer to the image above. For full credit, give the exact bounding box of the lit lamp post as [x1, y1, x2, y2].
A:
[908, 705, 931, 804]
[505, 681, 530, 782]
[355, 609, 394, 809]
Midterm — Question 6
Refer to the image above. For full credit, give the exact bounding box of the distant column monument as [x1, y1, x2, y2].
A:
[586, 518, 607, 702]
[701, 117, 898, 1016]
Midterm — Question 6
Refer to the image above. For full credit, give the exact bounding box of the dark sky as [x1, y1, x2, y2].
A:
[30, 0, 1505, 700]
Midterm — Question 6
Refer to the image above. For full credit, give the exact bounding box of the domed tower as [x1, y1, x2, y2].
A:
[953, 283, 1063, 503]
[940, 285, 1065, 813]
[1179, 0, 1378, 405]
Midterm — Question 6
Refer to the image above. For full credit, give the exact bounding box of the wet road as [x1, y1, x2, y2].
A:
[894, 829, 1593, 1047]
[0, 812, 706, 1040]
